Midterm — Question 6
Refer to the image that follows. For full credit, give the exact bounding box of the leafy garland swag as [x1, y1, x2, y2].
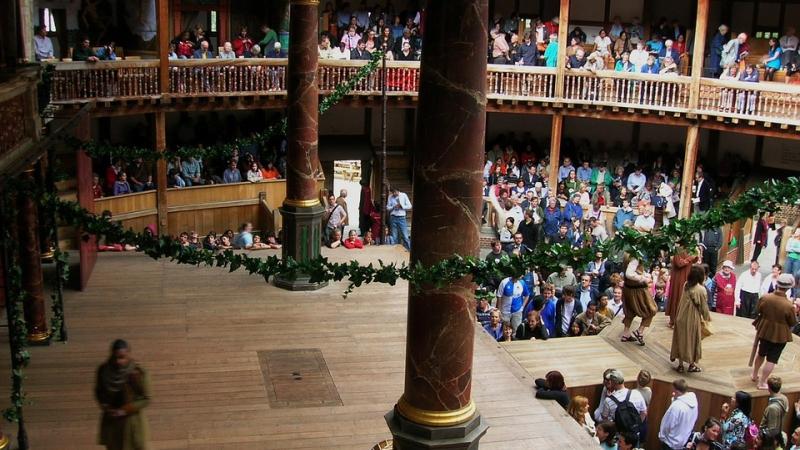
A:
[80, 51, 385, 162]
[49, 177, 800, 296]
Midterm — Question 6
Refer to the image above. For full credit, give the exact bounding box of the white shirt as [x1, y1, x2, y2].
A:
[761, 275, 779, 296]
[630, 49, 649, 70]
[387, 192, 413, 217]
[594, 387, 647, 422]
[627, 172, 647, 193]
[634, 214, 655, 232]
[561, 300, 575, 334]
[735, 269, 763, 300]
[658, 393, 699, 449]
[594, 36, 612, 55]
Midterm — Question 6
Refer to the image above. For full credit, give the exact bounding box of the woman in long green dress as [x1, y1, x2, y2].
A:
[95, 339, 151, 450]
[670, 265, 712, 373]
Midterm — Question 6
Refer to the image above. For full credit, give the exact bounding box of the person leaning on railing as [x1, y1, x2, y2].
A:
[73, 36, 99, 62]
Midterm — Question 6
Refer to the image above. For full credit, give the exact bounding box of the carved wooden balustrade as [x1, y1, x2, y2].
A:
[0, 66, 43, 178]
[563, 70, 691, 111]
[45, 59, 800, 127]
[49, 61, 160, 102]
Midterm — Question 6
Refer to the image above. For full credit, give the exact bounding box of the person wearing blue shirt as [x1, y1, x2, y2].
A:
[576, 161, 593, 183]
[233, 222, 254, 249]
[564, 195, 583, 223]
[640, 55, 660, 74]
[386, 187, 413, 250]
[483, 310, 504, 341]
[543, 198, 563, 241]
[558, 157, 575, 182]
[613, 199, 635, 231]
[646, 36, 664, 54]
[223, 160, 242, 183]
[540, 285, 559, 338]
[496, 276, 530, 331]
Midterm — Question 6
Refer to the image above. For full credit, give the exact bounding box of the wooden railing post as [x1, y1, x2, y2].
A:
[549, 113, 563, 192]
[157, 0, 170, 94]
[688, 0, 710, 110]
[679, 125, 700, 219]
[154, 112, 168, 233]
[554, 0, 570, 101]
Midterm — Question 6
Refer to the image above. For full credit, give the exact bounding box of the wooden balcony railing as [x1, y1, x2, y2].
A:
[486, 65, 556, 100]
[168, 59, 287, 95]
[0, 67, 43, 178]
[563, 70, 691, 111]
[50, 60, 160, 102]
[697, 78, 800, 124]
[45, 59, 800, 127]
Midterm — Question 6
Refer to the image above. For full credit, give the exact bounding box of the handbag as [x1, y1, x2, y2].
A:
[700, 318, 714, 339]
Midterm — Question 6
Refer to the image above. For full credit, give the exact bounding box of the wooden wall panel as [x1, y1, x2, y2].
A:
[94, 191, 157, 215]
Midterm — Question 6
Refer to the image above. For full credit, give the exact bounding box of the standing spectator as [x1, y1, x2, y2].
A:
[491, 29, 510, 64]
[34, 25, 54, 60]
[386, 186, 412, 250]
[258, 24, 278, 51]
[483, 310, 503, 341]
[496, 275, 530, 332]
[751, 275, 798, 389]
[721, 33, 748, 70]
[713, 260, 738, 315]
[597, 422, 618, 450]
[753, 212, 770, 263]
[761, 376, 790, 436]
[335, 189, 350, 227]
[516, 309, 549, 340]
[658, 379, 699, 450]
[554, 286, 583, 338]
[544, 34, 559, 67]
[613, 31, 631, 60]
[709, 24, 730, 77]
[568, 395, 597, 440]
[577, 275, 599, 311]
[575, 301, 611, 336]
[516, 32, 538, 66]
[670, 265, 711, 373]
[667, 247, 699, 327]
[786, 227, 800, 278]
[593, 369, 647, 442]
[233, 26, 254, 57]
[92, 174, 104, 199]
[780, 27, 798, 68]
[691, 168, 714, 213]
[192, 40, 214, 59]
[324, 194, 347, 245]
[720, 391, 752, 447]
[736, 261, 762, 319]
[700, 227, 723, 272]
[761, 264, 783, 295]
[95, 339, 150, 450]
[685, 418, 722, 450]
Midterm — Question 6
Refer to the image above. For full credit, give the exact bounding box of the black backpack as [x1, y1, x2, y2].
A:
[609, 389, 642, 438]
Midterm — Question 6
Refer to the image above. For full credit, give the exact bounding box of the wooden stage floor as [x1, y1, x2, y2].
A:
[0, 248, 595, 449]
[504, 310, 800, 399]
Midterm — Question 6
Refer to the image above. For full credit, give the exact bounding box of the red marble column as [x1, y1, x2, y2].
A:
[394, 0, 489, 435]
[284, 0, 321, 205]
[17, 168, 50, 344]
[274, 0, 326, 291]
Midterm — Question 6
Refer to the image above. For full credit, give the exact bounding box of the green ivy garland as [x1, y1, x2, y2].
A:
[0, 197, 30, 424]
[49, 248, 69, 342]
[43, 177, 800, 296]
[81, 51, 384, 162]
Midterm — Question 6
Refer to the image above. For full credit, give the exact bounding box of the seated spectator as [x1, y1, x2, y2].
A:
[233, 26, 254, 57]
[233, 222, 254, 249]
[261, 161, 281, 179]
[327, 229, 343, 248]
[249, 235, 271, 250]
[483, 310, 503, 341]
[634, 207, 655, 233]
[534, 370, 570, 409]
[342, 230, 364, 249]
[764, 38, 782, 81]
[73, 36, 99, 62]
[169, 169, 186, 188]
[265, 42, 287, 58]
[202, 232, 218, 251]
[659, 39, 681, 66]
[264, 232, 281, 249]
[180, 157, 205, 186]
[596, 295, 614, 320]
[219, 42, 236, 59]
[175, 32, 194, 59]
[659, 56, 678, 75]
[568, 395, 598, 440]
[597, 421, 618, 450]
[92, 173, 104, 199]
[318, 35, 336, 59]
[630, 41, 649, 71]
[96, 41, 117, 61]
[516, 309, 549, 340]
[113, 172, 132, 196]
[586, 51, 606, 72]
[616, 51, 635, 72]
[396, 41, 416, 61]
[246, 162, 263, 183]
[567, 49, 587, 69]
[223, 160, 242, 183]
[594, 29, 612, 57]
[177, 232, 190, 247]
[192, 40, 214, 59]
[640, 54, 660, 74]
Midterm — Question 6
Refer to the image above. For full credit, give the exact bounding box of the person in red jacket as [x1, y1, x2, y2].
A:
[713, 260, 738, 315]
[342, 230, 364, 249]
[232, 26, 254, 57]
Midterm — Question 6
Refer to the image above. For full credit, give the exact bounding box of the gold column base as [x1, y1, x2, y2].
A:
[28, 330, 51, 343]
[41, 249, 55, 262]
[283, 198, 321, 208]
[396, 396, 476, 427]
[0, 434, 9, 449]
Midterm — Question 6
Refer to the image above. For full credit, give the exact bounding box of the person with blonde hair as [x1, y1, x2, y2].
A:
[568, 395, 598, 440]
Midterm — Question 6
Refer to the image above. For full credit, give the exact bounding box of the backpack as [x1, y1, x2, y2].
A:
[609, 389, 642, 438]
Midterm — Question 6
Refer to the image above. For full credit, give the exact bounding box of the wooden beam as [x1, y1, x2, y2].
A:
[689, 0, 710, 109]
[154, 112, 168, 233]
[157, 0, 170, 95]
[679, 125, 699, 219]
[549, 113, 563, 192]
[554, 0, 570, 100]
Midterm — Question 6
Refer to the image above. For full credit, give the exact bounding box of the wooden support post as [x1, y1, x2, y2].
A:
[154, 112, 168, 233]
[554, 0, 570, 100]
[688, 0, 709, 109]
[679, 125, 700, 219]
[157, 0, 170, 94]
[549, 113, 563, 192]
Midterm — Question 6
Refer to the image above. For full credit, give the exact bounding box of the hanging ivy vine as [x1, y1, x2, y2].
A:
[80, 51, 384, 162]
[42, 177, 800, 296]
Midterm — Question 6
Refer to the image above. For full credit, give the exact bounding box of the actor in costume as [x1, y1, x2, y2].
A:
[750, 274, 798, 390]
[620, 254, 658, 346]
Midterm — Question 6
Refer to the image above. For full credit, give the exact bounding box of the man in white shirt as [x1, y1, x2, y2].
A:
[496, 276, 529, 331]
[626, 166, 647, 195]
[735, 261, 763, 319]
[634, 207, 655, 233]
[594, 369, 648, 423]
[386, 186, 412, 250]
[34, 25, 54, 61]
[630, 41, 649, 71]
[658, 379, 699, 450]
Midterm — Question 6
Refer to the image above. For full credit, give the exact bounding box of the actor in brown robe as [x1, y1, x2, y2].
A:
[621, 255, 658, 346]
[751, 274, 798, 389]
[667, 247, 699, 326]
[670, 265, 711, 372]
